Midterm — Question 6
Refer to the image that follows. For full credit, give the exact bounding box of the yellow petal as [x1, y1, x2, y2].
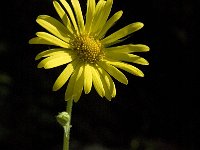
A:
[37, 53, 74, 69]
[98, 61, 128, 85]
[60, 0, 79, 33]
[106, 59, 144, 77]
[44, 55, 74, 69]
[70, 0, 85, 33]
[90, 0, 106, 34]
[37, 55, 60, 68]
[102, 80, 112, 101]
[96, 64, 116, 98]
[36, 32, 70, 48]
[84, 64, 93, 94]
[29, 37, 55, 45]
[91, 65, 105, 97]
[53, 1, 74, 34]
[53, 60, 79, 91]
[35, 48, 70, 60]
[96, 67, 112, 101]
[105, 52, 149, 65]
[65, 63, 82, 101]
[97, 10, 123, 39]
[91, 0, 113, 35]
[101, 22, 144, 46]
[85, 0, 96, 33]
[36, 15, 72, 41]
[104, 44, 150, 53]
[73, 65, 84, 102]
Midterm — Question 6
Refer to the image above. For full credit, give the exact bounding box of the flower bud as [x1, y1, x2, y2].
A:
[56, 112, 70, 126]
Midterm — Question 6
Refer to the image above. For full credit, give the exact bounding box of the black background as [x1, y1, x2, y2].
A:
[0, 0, 199, 150]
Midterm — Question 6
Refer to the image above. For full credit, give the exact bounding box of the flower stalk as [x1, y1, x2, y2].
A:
[63, 99, 73, 150]
[56, 99, 73, 150]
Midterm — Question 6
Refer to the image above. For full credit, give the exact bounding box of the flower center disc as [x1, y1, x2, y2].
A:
[71, 35, 103, 63]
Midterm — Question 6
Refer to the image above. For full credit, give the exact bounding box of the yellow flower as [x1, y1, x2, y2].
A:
[29, 0, 149, 102]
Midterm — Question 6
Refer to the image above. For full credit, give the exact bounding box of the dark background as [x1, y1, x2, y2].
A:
[0, 0, 199, 150]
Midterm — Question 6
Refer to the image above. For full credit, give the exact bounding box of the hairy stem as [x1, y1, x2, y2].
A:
[63, 99, 73, 150]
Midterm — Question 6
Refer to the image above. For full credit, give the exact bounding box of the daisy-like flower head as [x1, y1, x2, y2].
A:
[29, 0, 150, 102]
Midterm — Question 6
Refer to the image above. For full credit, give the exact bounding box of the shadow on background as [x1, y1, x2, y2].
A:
[0, 0, 198, 150]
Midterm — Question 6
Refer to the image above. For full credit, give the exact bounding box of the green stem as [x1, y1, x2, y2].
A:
[63, 99, 73, 150]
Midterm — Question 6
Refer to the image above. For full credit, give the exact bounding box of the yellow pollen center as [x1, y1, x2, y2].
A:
[71, 35, 103, 63]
